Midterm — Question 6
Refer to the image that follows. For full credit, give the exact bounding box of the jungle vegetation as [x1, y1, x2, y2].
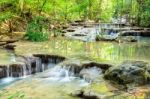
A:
[0, 0, 150, 41]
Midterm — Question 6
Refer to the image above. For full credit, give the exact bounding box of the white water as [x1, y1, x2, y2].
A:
[6, 65, 10, 77]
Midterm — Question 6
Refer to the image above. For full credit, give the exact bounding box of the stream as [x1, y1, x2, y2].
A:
[0, 23, 150, 99]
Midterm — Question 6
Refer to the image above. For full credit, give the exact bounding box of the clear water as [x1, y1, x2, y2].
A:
[0, 31, 149, 98]
[15, 37, 150, 63]
[0, 49, 15, 65]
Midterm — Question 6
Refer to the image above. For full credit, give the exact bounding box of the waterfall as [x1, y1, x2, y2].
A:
[36, 57, 42, 72]
[10, 54, 16, 63]
[60, 68, 70, 82]
[41, 64, 45, 72]
[6, 65, 10, 77]
[22, 64, 27, 76]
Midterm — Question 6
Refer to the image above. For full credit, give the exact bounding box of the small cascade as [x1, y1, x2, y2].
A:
[41, 64, 45, 72]
[0, 54, 66, 79]
[22, 64, 27, 76]
[6, 65, 10, 77]
[39, 66, 75, 82]
[79, 67, 102, 82]
[36, 57, 42, 72]
[10, 53, 16, 63]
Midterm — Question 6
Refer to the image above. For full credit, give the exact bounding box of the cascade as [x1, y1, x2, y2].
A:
[6, 65, 10, 77]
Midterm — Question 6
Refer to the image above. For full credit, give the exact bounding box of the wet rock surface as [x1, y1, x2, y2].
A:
[0, 54, 66, 78]
[104, 61, 150, 86]
[62, 60, 112, 75]
[33, 54, 66, 64]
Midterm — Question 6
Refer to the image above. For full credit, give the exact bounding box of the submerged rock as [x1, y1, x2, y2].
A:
[104, 61, 150, 86]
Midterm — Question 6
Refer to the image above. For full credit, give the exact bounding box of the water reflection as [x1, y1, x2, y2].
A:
[15, 37, 150, 63]
[0, 49, 14, 64]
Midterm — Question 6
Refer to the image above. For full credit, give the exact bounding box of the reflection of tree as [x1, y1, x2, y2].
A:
[144, 91, 150, 99]
[48, 38, 149, 62]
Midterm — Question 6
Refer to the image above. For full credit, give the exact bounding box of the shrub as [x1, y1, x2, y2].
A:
[25, 16, 49, 42]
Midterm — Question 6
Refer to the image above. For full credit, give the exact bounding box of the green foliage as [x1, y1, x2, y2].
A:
[0, 11, 14, 22]
[138, 1, 150, 27]
[26, 16, 49, 42]
[140, 10, 150, 27]
[1, 0, 150, 27]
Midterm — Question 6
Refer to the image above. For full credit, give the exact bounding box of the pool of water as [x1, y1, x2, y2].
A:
[15, 37, 150, 63]
[0, 49, 15, 65]
[0, 36, 149, 98]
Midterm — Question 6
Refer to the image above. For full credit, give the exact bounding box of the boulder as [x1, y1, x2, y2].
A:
[104, 61, 150, 85]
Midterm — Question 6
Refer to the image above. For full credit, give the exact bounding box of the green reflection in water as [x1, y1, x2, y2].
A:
[0, 49, 14, 65]
[15, 37, 150, 63]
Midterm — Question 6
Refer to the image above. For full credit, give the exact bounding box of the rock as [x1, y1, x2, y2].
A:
[9, 63, 26, 77]
[62, 26, 68, 29]
[104, 61, 150, 86]
[61, 30, 67, 34]
[74, 20, 84, 23]
[0, 35, 11, 41]
[0, 42, 6, 46]
[71, 90, 99, 99]
[119, 30, 150, 37]
[4, 39, 19, 44]
[0, 66, 7, 78]
[4, 44, 16, 50]
[63, 61, 112, 75]
[70, 22, 79, 26]
[33, 54, 66, 64]
[73, 34, 87, 36]
[115, 36, 137, 43]
[66, 29, 75, 32]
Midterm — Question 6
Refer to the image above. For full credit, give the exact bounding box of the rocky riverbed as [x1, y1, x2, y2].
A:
[0, 22, 149, 99]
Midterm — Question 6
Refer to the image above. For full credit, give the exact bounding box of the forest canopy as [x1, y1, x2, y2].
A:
[0, 0, 150, 27]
